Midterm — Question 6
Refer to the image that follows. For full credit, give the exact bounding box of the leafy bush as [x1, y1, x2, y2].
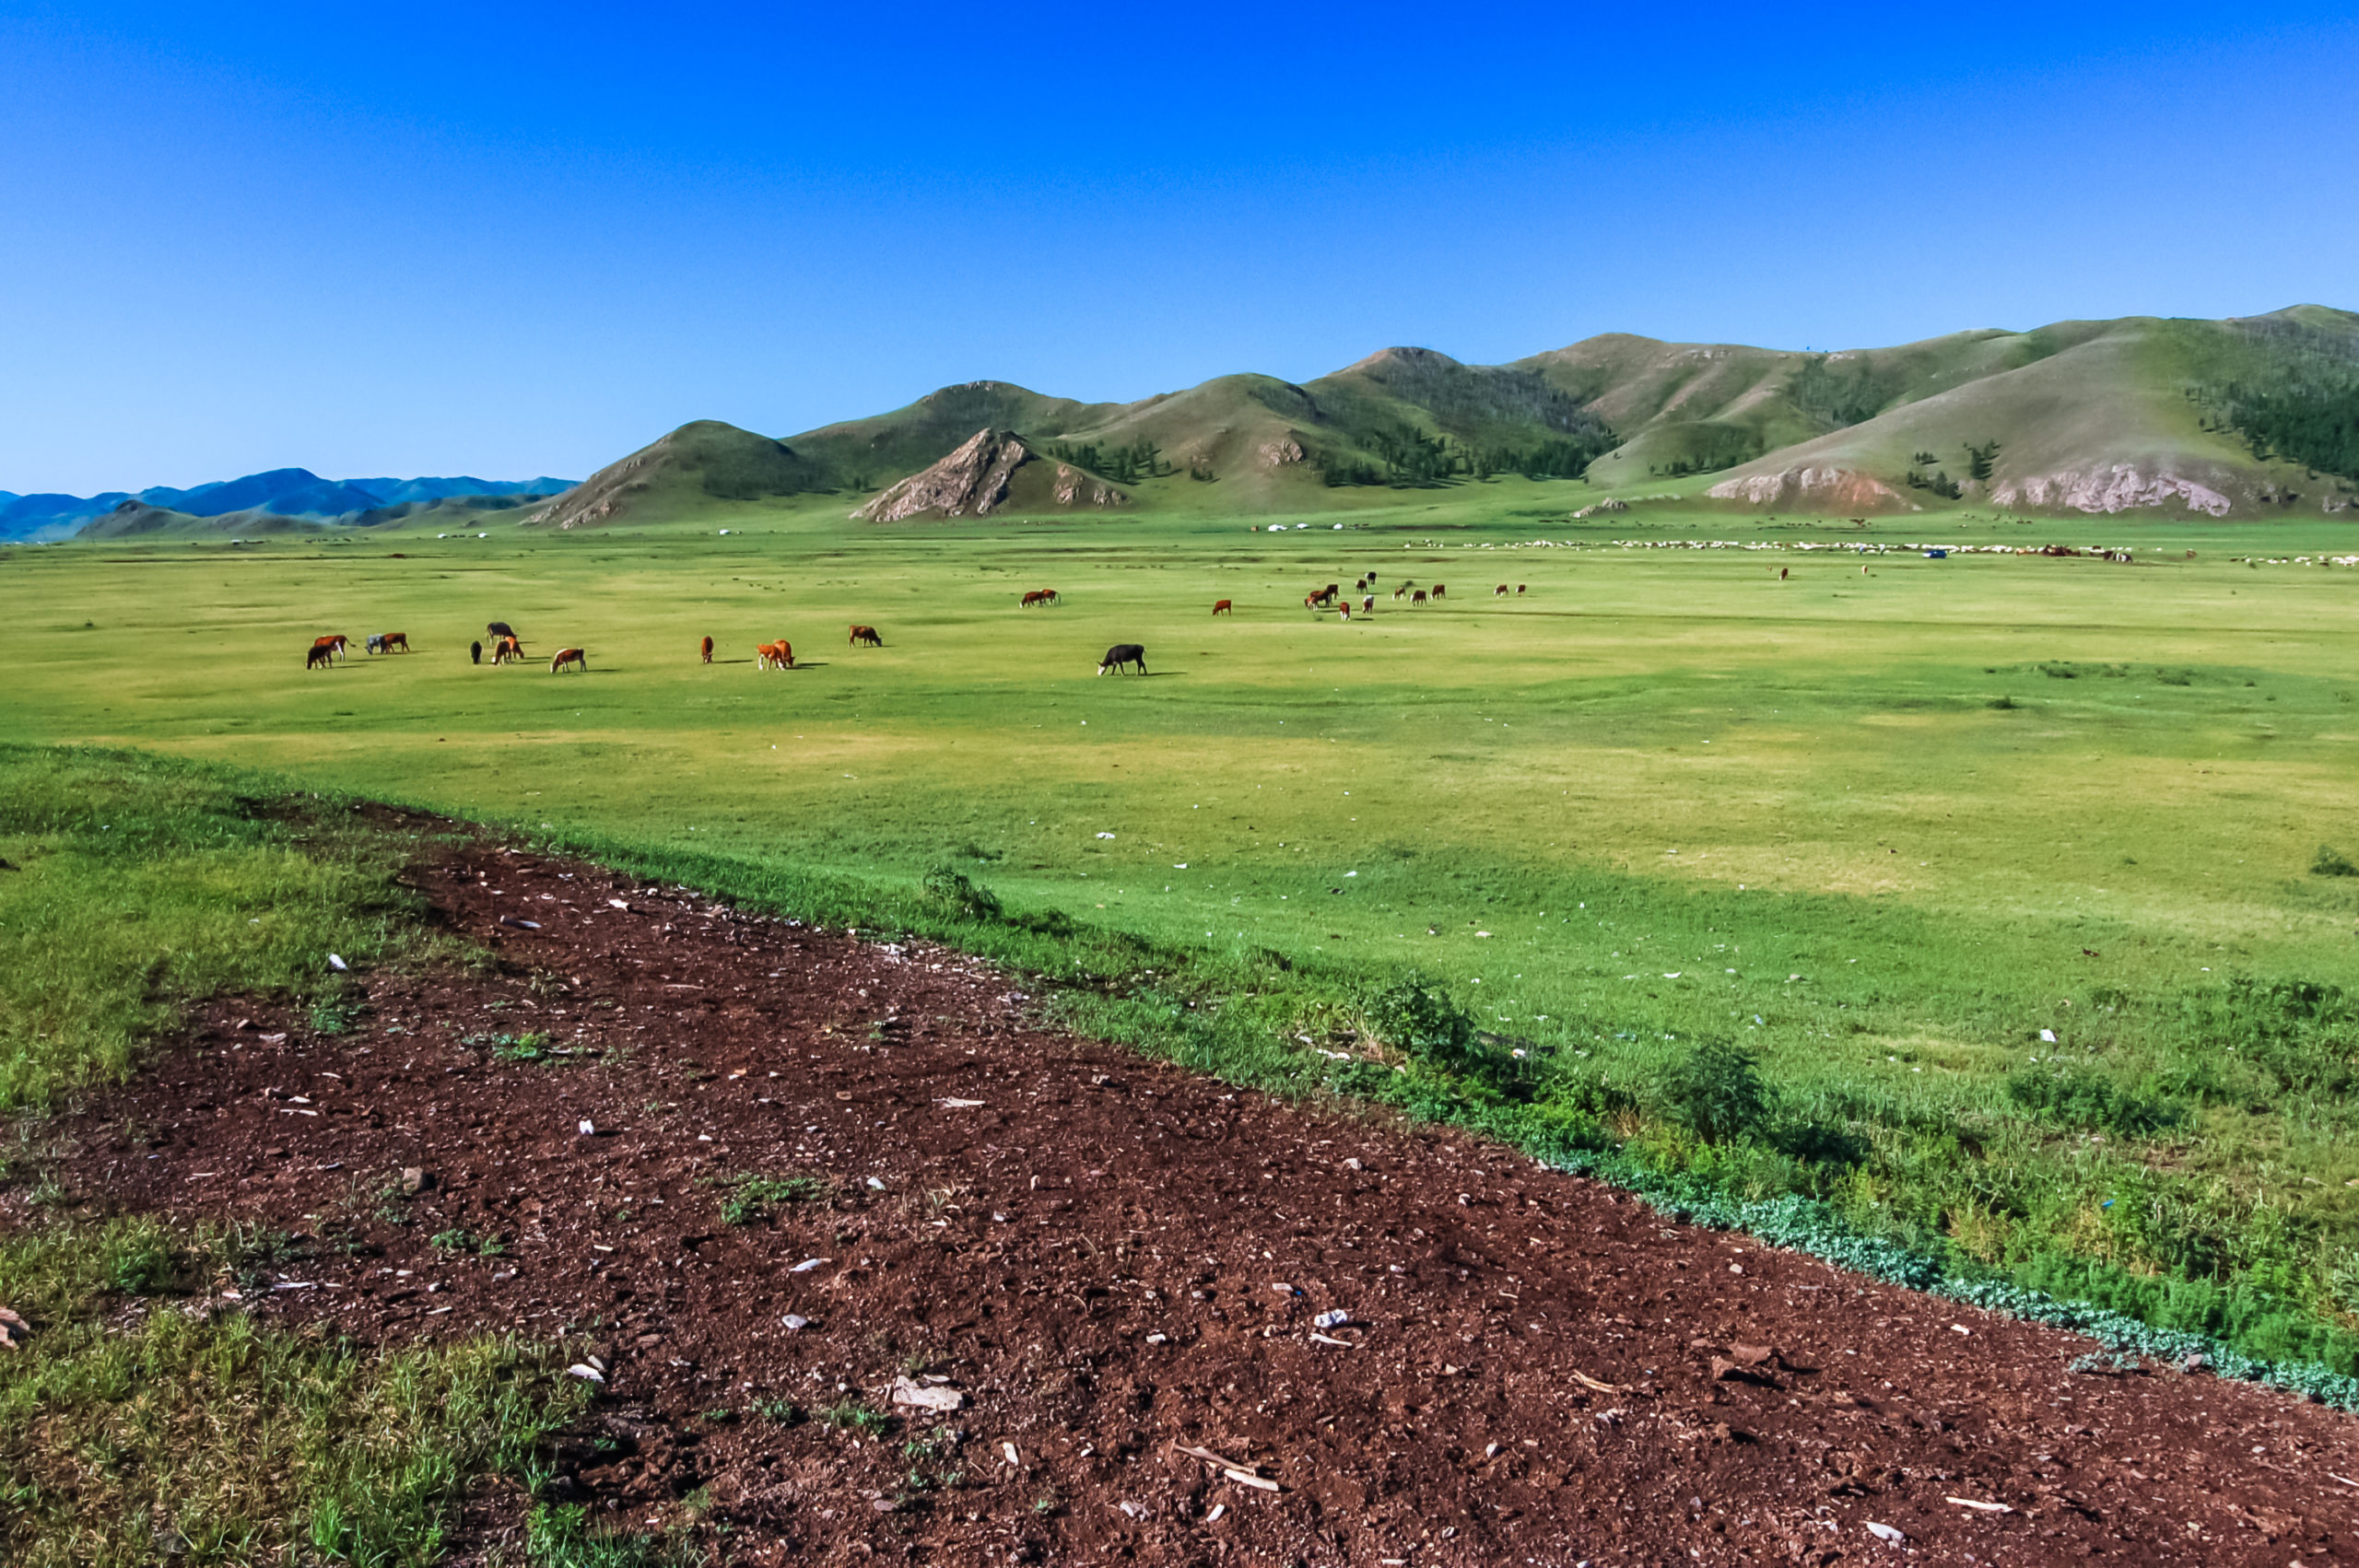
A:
[1362, 970, 1528, 1093]
[1657, 1039, 1775, 1144]
[2312, 845, 2359, 878]
[2004, 1062, 2188, 1136]
[921, 863, 1003, 921]
[2180, 977, 2359, 1094]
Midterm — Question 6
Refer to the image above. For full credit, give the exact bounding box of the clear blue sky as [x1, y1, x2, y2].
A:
[4, 1, 2354, 494]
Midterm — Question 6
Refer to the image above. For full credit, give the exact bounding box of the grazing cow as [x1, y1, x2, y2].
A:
[1338, 601, 1353, 622]
[305, 641, 336, 670]
[1304, 592, 1324, 614]
[487, 621, 517, 644]
[365, 631, 408, 654]
[1212, 599, 1232, 616]
[1361, 594, 1375, 613]
[1431, 583, 1446, 600]
[1412, 590, 1427, 605]
[1516, 584, 1526, 596]
[1325, 583, 1341, 602]
[756, 639, 793, 671]
[1097, 643, 1147, 675]
[490, 635, 523, 664]
[550, 647, 587, 673]
[849, 624, 882, 648]
[366, 634, 384, 655]
[470, 640, 483, 665]
[701, 636, 713, 664]
[1494, 583, 1508, 597]
[1393, 584, 1407, 601]
[312, 634, 349, 661]
[1021, 589, 1053, 608]
[1778, 567, 1789, 581]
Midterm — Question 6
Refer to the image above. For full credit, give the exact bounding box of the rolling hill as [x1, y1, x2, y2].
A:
[518, 306, 2357, 528]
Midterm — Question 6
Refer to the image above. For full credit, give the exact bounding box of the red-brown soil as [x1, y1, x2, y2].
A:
[17, 825, 2359, 1564]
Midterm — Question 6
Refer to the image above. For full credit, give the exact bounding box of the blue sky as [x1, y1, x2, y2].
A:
[3, 1, 2354, 493]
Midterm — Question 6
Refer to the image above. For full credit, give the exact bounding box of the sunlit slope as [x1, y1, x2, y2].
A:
[517, 307, 2359, 527]
[1697, 309, 2359, 515]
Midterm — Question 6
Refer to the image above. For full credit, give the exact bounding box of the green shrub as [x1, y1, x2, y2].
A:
[921, 863, 1002, 921]
[1658, 1039, 1775, 1144]
[1363, 970, 1528, 1093]
[2004, 1062, 2188, 1136]
[2312, 845, 2359, 878]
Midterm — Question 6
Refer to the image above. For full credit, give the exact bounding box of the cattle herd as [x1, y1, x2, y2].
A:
[299, 577, 1525, 681]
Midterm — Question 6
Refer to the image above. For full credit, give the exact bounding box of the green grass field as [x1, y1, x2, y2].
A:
[8, 486, 2359, 1373]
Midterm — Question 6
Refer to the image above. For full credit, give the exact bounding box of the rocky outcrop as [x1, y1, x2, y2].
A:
[1708, 467, 1912, 512]
[1991, 467, 2231, 517]
[1258, 438, 1306, 468]
[1570, 497, 1629, 519]
[1052, 464, 1123, 508]
[857, 428, 1126, 521]
[858, 429, 1031, 521]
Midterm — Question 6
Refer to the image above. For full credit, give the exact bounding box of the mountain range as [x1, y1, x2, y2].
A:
[18, 307, 2358, 541]
[0, 471, 573, 542]
[528, 306, 2359, 528]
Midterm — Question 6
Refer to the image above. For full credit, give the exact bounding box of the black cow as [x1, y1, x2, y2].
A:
[486, 621, 517, 642]
[1097, 643, 1147, 675]
[470, 640, 483, 665]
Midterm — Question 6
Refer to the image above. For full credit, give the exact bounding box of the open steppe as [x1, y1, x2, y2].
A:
[6, 492, 2359, 1562]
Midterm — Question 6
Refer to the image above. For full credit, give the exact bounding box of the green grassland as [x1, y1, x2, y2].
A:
[9, 487, 2359, 1374]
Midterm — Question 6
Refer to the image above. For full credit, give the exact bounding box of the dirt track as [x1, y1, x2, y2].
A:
[22, 819, 2359, 1564]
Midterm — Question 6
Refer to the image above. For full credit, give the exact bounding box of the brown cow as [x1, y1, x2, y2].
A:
[1412, 590, 1427, 605]
[1431, 583, 1447, 600]
[1778, 567, 1789, 580]
[701, 635, 714, 663]
[372, 631, 409, 654]
[1361, 594, 1374, 614]
[305, 641, 336, 670]
[1516, 584, 1526, 595]
[1211, 599, 1232, 615]
[1494, 583, 1508, 597]
[1392, 584, 1407, 601]
[849, 624, 882, 648]
[490, 635, 523, 664]
[550, 647, 587, 673]
[1338, 601, 1353, 622]
[311, 634, 349, 661]
[757, 640, 793, 671]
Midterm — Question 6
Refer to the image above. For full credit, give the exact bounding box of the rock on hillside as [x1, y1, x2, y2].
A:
[855, 429, 1125, 521]
[1708, 466, 1915, 512]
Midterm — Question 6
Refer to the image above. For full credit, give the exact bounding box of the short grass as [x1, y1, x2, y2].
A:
[0, 749, 610, 1565]
[6, 491, 2359, 1371]
[0, 1203, 586, 1567]
[0, 746, 430, 1111]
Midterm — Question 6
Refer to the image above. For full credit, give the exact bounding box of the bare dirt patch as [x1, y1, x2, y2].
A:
[16, 824, 2359, 1564]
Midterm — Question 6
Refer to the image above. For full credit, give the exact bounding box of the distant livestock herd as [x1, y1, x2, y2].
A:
[300, 577, 1532, 680]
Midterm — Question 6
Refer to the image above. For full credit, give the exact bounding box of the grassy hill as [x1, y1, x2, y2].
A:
[502, 306, 2359, 530]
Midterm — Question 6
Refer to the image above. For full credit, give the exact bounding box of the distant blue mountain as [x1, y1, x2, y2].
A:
[0, 468, 579, 541]
[137, 468, 384, 519]
[344, 475, 575, 506]
[1, 491, 132, 541]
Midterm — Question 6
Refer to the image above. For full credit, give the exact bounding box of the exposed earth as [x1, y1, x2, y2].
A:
[18, 815, 2359, 1564]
